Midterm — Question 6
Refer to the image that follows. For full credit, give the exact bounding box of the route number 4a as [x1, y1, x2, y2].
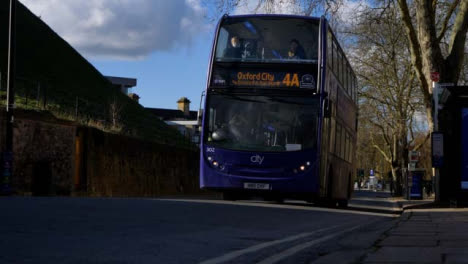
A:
[282, 73, 300, 87]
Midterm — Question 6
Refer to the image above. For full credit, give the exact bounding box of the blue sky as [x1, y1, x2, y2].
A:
[91, 35, 213, 110]
[21, 0, 215, 110]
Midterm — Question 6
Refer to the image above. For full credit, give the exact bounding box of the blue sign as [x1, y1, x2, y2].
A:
[462, 108, 468, 190]
[410, 170, 423, 199]
[370, 169, 374, 176]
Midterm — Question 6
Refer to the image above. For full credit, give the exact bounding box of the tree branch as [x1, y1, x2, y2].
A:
[396, 0, 430, 103]
[437, 0, 460, 42]
[413, 132, 431, 151]
[446, 0, 468, 83]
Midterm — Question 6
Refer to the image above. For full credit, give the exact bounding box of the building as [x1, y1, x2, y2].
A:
[106, 76, 140, 103]
[146, 97, 200, 143]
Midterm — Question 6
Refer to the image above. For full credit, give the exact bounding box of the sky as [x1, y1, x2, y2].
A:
[19, 0, 361, 111]
[20, 0, 213, 110]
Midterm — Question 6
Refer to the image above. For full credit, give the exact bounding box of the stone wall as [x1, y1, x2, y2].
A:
[0, 109, 200, 197]
[0, 110, 5, 154]
[11, 110, 76, 195]
[79, 127, 200, 197]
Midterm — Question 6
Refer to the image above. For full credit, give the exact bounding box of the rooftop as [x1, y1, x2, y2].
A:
[105, 76, 137, 88]
[146, 108, 197, 121]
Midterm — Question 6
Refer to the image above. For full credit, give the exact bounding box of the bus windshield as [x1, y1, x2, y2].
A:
[205, 92, 319, 152]
[215, 17, 319, 64]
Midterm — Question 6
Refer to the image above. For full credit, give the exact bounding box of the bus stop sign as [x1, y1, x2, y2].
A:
[431, 72, 440, 82]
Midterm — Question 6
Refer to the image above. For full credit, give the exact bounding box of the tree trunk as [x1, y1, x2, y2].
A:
[391, 165, 402, 196]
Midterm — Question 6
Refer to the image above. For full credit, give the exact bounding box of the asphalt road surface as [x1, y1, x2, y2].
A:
[0, 197, 396, 264]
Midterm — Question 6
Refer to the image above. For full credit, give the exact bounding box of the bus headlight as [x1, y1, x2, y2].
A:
[295, 161, 311, 173]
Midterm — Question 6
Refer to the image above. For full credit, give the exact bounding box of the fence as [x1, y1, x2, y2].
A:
[0, 75, 196, 148]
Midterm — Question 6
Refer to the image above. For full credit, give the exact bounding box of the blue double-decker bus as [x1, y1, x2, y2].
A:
[200, 14, 358, 206]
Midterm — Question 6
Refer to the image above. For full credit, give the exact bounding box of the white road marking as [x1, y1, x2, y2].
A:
[198, 225, 343, 264]
[256, 223, 367, 264]
[348, 203, 402, 211]
[156, 198, 398, 218]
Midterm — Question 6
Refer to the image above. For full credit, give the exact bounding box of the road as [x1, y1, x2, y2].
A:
[0, 196, 396, 264]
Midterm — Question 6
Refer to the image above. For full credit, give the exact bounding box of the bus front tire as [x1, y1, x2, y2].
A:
[337, 199, 348, 208]
[223, 192, 237, 201]
[274, 197, 284, 204]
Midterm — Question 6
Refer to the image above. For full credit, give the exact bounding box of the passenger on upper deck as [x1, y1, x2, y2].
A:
[287, 39, 306, 60]
[223, 36, 242, 58]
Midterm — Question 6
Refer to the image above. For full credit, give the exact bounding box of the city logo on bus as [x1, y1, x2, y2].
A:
[250, 154, 264, 164]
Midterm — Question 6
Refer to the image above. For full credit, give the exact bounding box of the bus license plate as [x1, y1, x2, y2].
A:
[243, 183, 270, 190]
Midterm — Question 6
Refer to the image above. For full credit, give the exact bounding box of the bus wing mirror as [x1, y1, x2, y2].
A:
[198, 91, 206, 126]
[197, 109, 203, 126]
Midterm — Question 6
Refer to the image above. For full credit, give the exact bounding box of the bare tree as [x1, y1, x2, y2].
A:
[203, 0, 342, 21]
[109, 96, 124, 129]
[396, 0, 468, 130]
[350, 3, 426, 194]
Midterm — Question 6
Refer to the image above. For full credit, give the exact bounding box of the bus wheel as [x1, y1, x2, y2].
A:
[337, 199, 348, 208]
[274, 196, 284, 204]
[222, 192, 237, 201]
[315, 198, 336, 208]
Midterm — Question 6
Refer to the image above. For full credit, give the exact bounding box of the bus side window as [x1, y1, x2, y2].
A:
[348, 67, 353, 98]
[330, 119, 336, 154]
[216, 28, 229, 58]
[355, 77, 358, 103]
[340, 51, 345, 87]
[332, 41, 338, 76]
[345, 133, 350, 162]
[348, 134, 353, 162]
[346, 65, 350, 96]
[340, 126, 345, 159]
[327, 31, 333, 69]
[335, 124, 341, 155]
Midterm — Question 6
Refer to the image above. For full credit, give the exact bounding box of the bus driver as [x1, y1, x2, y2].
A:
[288, 39, 306, 59]
[223, 36, 242, 58]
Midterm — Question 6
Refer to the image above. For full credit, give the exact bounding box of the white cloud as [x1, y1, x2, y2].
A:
[20, 0, 208, 60]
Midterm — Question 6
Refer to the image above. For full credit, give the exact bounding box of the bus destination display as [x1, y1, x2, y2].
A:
[211, 69, 317, 90]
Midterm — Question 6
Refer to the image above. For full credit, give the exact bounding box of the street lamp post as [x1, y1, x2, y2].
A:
[2, 0, 16, 195]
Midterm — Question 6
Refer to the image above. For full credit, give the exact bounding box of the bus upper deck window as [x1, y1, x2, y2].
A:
[215, 17, 319, 64]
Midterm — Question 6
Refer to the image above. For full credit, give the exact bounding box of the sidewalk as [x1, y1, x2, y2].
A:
[363, 208, 468, 263]
[349, 190, 434, 214]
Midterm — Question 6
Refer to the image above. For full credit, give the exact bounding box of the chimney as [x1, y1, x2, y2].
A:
[177, 97, 191, 117]
[128, 93, 140, 103]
